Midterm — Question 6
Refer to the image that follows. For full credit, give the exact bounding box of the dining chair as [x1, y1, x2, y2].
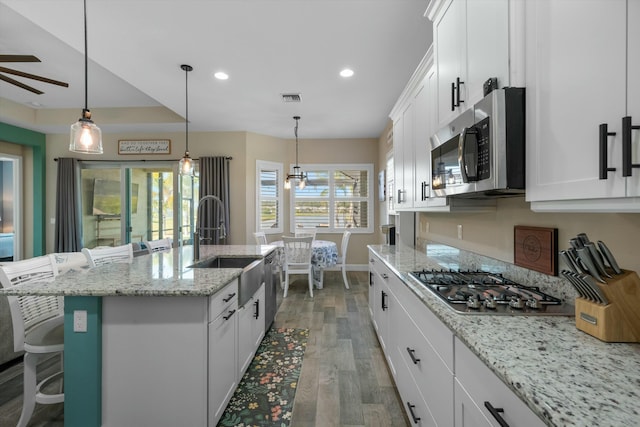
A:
[336, 230, 351, 289]
[282, 236, 314, 298]
[82, 243, 134, 267]
[0, 254, 64, 427]
[53, 251, 90, 274]
[144, 238, 173, 254]
[253, 231, 267, 245]
[294, 227, 317, 240]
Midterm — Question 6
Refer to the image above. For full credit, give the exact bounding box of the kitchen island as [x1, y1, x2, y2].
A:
[0, 244, 276, 427]
[369, 243, 640, 427]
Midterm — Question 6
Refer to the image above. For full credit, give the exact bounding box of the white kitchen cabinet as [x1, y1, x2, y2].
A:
[393, 104, 415, 210]
[454, 337, 545, 427]
[238, 283, 266, 379]
[427, 0, 512, 128]
[526, 0, 640, 210]
[209, 282, 239, 425]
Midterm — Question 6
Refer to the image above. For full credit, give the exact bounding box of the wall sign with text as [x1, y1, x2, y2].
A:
[118, 139, 171, 155]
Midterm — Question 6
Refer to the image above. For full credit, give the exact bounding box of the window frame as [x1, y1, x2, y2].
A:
[289, 163, 374, 234]
[256, 160, 284, 235]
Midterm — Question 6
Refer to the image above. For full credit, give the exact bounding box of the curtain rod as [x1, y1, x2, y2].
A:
[54, 156, 233, 162]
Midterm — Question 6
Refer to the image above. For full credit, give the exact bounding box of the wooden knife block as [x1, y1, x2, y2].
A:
[574, 270, 640, 342]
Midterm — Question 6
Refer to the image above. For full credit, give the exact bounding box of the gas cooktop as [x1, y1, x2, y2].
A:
[409, 270, 574, 316]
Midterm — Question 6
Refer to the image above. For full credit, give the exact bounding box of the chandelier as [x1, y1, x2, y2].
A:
[284, 116, 307, 190]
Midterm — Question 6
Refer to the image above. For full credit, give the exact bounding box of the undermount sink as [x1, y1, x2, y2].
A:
[188, 256, 261, 269]
[188, 256, 265, 308]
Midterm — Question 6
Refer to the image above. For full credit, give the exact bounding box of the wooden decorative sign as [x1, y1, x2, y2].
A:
[514, 225, 558, 276]
[118, 139, 171, 155]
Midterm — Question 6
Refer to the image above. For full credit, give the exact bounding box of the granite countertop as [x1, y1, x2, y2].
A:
[0, 245, 277, 297]
[369, 244, 640, 427]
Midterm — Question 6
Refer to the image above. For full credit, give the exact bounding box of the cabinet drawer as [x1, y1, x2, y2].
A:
[209, 279, 238, 322]
[455, 337, 545, 427]
[393, 275, 454, 371]
[395, 346, 438, 426]
[396, 309, 454, 426]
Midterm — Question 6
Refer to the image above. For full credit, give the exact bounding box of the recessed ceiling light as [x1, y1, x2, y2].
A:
[340, 68, 354, 78]
[214, 71, 229, 80]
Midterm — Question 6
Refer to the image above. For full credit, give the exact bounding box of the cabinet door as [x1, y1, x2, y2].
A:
[454, 380, 494, 427]
[465, 0, 509, 104]
[209, 306, 238, 425]
[402, 102, 415, 209]
[393, 117, 405, 211]
[435, 0, 466, 127]
[238, 301, 255, 377]
[625, 0, 640, 196]
[525, 0, 627, 202]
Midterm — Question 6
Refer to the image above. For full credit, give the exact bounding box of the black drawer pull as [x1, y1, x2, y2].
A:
[223, 309, 236, 321]
[451, 82, 456, 111]
[622, 116, 640, 177]
[406, 402, 421, 424]
[599, 123, 617, 179]
[223, 292, 236, 303]
[484, 401, 510, 427]
[254, 299, 260, 319]
[381, 291, 388, 311]
[369, 272, 374, 287]
[406, 347, 420, 364]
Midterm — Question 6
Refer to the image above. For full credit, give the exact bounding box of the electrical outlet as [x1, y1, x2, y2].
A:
[73, 310, 87, 332]
[457, 224, 463, 240]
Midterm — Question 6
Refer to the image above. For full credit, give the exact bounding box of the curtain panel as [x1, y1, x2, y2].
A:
[54, 158, 82, 252]
[198, 156, 231, 244]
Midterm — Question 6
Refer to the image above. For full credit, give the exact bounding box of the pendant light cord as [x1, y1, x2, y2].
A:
[185, 66, 189, 152]
[83, 0, 88, 111]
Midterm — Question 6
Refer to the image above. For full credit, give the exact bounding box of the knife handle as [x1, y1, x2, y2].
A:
[576, 247, 606, 283]
[585, 242, 612, 278]
[597, 241, 622, 275]
[559, 250, 579, 274]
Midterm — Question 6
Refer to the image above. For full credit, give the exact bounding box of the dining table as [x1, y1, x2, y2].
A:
[271, 239, 338, 289]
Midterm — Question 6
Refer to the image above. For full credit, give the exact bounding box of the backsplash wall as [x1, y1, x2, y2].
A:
[416, 197, 640, 274]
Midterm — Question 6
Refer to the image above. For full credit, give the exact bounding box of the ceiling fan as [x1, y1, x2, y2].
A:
[0, 54, 69, 95]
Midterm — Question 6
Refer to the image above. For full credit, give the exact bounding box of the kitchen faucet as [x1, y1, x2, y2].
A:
[193, 195, 227, 261]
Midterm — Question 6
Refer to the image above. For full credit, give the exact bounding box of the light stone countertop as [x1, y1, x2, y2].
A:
[0, 245, 277, 297]
[369, 243, 640, 427]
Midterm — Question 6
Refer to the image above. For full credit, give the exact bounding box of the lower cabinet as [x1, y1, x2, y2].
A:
[454, 337, 545, 427]
[238, 283, 266, 379]
[368, 251, 546, 427]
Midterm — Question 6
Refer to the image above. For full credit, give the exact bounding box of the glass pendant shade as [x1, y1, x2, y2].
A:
[69, 109, 103, 153]
[179, 152, 194, 176]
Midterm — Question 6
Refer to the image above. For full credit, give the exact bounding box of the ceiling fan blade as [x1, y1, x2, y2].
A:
[0, 55, 41, 63]
[0, 73, 44, 94]
[0, 66, 69, 88]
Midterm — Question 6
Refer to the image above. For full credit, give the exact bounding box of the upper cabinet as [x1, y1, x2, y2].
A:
[525, 0, 640, 211]
[427, 0, 514, 128]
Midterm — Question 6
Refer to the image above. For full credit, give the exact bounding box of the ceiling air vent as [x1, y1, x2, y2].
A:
[281, 93, 301, 103]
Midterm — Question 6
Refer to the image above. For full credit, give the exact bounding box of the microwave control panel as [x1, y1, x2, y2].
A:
[476, 117, 491, 180]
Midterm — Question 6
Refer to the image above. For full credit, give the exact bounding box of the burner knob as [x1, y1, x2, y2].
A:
[509, 296, 525, 309]
[526, 298, 540, 309]
[484, 298, 497, 309]
[466, 295, 482, 309]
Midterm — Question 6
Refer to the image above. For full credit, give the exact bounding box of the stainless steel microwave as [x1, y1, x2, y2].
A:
[430, 87, 525, 198]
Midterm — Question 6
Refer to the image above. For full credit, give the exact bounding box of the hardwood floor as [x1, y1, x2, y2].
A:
[0, 271, 408, 427]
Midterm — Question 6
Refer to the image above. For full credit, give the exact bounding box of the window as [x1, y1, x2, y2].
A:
[290, 164, 373, 233]
[256, 161, 283, 234]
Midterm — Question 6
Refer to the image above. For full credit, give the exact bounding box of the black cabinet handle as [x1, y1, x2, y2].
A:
[406, 347, 421, 364]
[599, 123, 617, 179]
[223, 309, 236, 321]
[223, 292, 236, 303]
[484, 401, 510, 427]
[421, 181, 430, 201]
[254, 299, 260, 319]
[451, 82, 456, 111]
[369, 272, 374, 287]
[456, 77, 465, 107]
[406, 402, 421, 424]
[381, 291, 388, 311]
[622, 116, 640, 177]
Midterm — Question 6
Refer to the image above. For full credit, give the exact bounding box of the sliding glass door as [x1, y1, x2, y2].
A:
[80, 162, 196, 249]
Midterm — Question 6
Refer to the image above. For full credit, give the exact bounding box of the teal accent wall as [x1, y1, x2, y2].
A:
[64, 296, 102, 427]
[0, 122, 46, 255]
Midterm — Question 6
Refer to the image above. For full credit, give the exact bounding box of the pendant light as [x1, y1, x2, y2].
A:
[284, 116, 307, 190]
[179, 64, 194, 176]
[69, 0, 102, 154]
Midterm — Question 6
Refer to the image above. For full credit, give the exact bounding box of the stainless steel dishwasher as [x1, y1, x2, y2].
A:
[264, 250, 280, 330]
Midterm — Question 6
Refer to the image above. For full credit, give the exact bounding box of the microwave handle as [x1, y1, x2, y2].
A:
[459, 127, 479, 182]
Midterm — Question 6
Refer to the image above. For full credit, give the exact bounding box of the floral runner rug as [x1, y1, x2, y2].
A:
[217, 327, 309, 427]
